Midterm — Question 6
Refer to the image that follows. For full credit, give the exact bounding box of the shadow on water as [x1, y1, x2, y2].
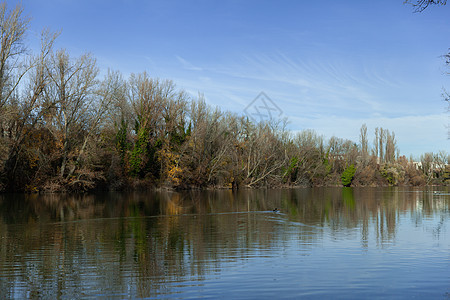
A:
[0, 187, 448, 298]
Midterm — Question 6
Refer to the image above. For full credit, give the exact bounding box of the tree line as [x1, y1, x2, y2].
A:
[0, 3, 448, 192]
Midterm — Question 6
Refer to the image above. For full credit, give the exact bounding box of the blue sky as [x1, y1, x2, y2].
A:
[15, 0, 450, 157]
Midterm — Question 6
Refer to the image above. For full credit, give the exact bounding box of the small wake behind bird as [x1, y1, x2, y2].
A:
[433, 191, 450, 196]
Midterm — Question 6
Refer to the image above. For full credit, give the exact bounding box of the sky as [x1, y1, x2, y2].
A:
[12, 0, 450, 157]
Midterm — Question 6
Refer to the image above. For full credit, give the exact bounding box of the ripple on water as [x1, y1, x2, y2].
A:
[0, 188, 448, 299]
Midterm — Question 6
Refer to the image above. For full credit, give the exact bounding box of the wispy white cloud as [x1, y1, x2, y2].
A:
[135, 50, 447, 156]
[176, 55, 203, 71]
[196, 53, 401, 117]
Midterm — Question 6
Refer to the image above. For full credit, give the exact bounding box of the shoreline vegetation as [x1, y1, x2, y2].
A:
[0, 3, 449, 193]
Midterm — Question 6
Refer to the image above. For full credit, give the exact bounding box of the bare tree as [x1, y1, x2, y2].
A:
[291, 129, 327, 184]
[385, 130, 397, 164]
[373, 127, 379, 163]
[102, 69, 129, 125]
[45, 49, 99, 178]
[420, 152, 434, 183]
[0, 27, 58, 190]
[379, 128, 385, 164]
[404, 0, 446, 12]
[0, 2, 29, 152]
[433, 150, 449, 178]
[249, 123, 286, 186]
[359, 123, 368, 166]
[181, 98, 224, 186]
[128, 72, 167, 136]
[0, 2, 30, 110]
[66, 69, 121, 180]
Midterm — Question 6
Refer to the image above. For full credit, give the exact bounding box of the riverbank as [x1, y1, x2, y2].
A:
[2, 162, 448, 194]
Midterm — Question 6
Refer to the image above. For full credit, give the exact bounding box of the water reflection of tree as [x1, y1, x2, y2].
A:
[0, 188, 448, 298]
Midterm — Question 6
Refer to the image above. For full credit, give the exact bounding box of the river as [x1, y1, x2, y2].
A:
[0, 187, 448, 299]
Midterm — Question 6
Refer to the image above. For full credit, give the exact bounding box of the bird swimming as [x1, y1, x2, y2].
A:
[273, 208, 279, 212]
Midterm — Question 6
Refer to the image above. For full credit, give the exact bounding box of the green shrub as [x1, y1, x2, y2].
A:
[341, 164, 356, 187]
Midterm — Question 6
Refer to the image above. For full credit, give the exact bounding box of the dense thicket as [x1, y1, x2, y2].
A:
[0, 3, 448, 192]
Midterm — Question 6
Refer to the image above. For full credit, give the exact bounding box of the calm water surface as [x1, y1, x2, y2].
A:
[0, 187, 449, 299]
